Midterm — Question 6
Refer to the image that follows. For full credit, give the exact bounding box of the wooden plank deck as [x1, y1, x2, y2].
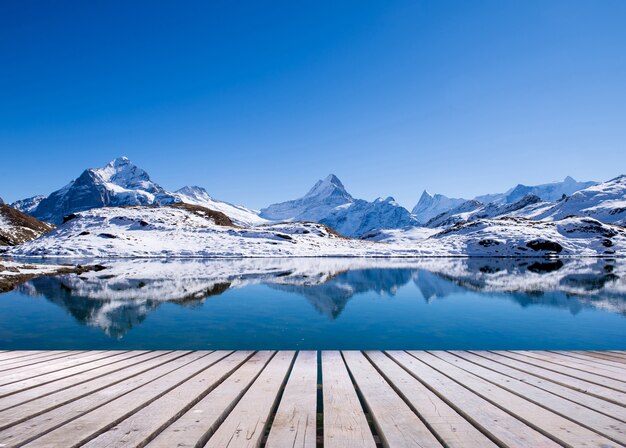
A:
[0, 351, 624, 448]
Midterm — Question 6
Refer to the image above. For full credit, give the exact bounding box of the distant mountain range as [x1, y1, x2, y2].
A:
[260, 174, 415, 237]
[5, 157, 626, 240]
[11, 157, 261, 226]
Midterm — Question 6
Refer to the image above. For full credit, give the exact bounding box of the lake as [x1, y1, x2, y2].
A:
[0, 257, 624, 350]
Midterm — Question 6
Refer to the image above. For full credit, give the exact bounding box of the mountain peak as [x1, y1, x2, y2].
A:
[563, 175, 576, 183]
[305, 174, 349, 199]
[324, 174, 345, 188]
[110, 156, 130, 164]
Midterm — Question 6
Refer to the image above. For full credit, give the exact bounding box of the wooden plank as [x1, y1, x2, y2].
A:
[0, 351, 207, 446]
[0, 351, 106, 381]
[321, 351, 375, 448]
[513, 351, 626, 381]
[386, 351, 558, 448]
[0, 351, 165, 412]
[365, 351, 497, 448]
[343, 351, 443, 448]
[409, 351, 620, 448]
[82, 351, 254, 448]
[455, 351, 626, 422]
[266, 351, 317, 448]
[0, 351, 146, 400]
[476, 351, 626, 406]
[0, 351, 79, 373]
[432, 351, 626, 445]
[147, 351, 275, 448]
[583, 351, 626, 364]
[494, 351, 626, 393]
[557, 351, 626, 369]
[543, 351, 626, 375]
[16, 351, 232, 448]
[203, 351, 295, 448]
[605, 350, 626, 359]
[0, 351, 48, 363]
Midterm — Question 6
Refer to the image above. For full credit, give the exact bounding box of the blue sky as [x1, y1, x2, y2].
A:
[1, 0, 625, 209]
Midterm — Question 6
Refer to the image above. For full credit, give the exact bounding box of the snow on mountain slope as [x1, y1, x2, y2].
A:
[0, 204, 54, 246]
[424, 199, 484, 228]
[411, 191, 467, 224]
[420, 216, 625, 256]
[10, 195, 46, 214]
[320, 196, 416, 238]
[260, 174, 354, 222]
[413, 176, 597, 227]
[7, 205, 624, 258]
[8, 204, 398, 258]
[475, 176, 597, 204]
[173, 186, 267, 226]
[532, 175, 626, 225]
[31, 157, 178, 224]
[425, 194, 547, 228]
[260, 174, 415, 237]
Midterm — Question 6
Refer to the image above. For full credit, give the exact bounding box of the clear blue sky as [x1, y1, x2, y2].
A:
[1, 0, 625, 209]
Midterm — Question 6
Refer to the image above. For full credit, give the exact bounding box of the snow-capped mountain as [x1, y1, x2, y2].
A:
[10, 195, 46, 214]
[31, 157, 178, 224]
[411, 191, 466, 224]
[260, 174, 415, 237]
[173, 186, 267, 226]
[260, 174, 354, 222]
[423, 195, 550, 228]
[321, 196, 415, 238]
[413, 176, 598, 228]
[21, 157, 265, 226]
[533, 175, 626, 225]
[475, 176, 596, 204]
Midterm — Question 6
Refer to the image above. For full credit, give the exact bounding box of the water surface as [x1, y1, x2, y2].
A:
[1, 257, 624, 349]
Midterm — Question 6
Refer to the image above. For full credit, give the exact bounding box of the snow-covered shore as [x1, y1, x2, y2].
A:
[5, 205, 625, 258]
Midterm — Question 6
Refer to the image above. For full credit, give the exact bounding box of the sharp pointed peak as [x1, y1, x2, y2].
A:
[323, 173, 344, 188]
[420, 190, 433, 199]
[564, 175, 576, 183]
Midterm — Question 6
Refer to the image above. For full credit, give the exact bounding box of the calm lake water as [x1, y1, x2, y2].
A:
[1, 257, 624, 350]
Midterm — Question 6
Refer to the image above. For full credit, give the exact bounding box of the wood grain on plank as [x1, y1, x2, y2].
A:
[322, 351, 375, 448]
[203, 351, 295, 448]
[0, 351, 147, 400]
[432, 351, 626, 445]
[365, 351, 497, 448]
[410, 351, 621, 448]
[82, 351, 253, 448]
[147, 351, 275, 448]
[0, 351, 178, 430]
[343, 350, 443, 448]
[494, 351, 626, 393]
[0, 351, 206, 446]
[19, 351, 231, 448]
[0, 351, 114, 384]
[387, 350, 559, 448]
[266, 351, 317, 448]
[553, 351, 626, 369]
[512, 351, 626, 381]
[453, 351, 626, 422]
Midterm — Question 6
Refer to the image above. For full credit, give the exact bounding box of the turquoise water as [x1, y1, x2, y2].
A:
[0, 258, 624, 350]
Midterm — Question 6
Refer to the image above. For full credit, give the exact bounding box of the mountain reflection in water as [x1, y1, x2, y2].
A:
[12, 257, 625, 339]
